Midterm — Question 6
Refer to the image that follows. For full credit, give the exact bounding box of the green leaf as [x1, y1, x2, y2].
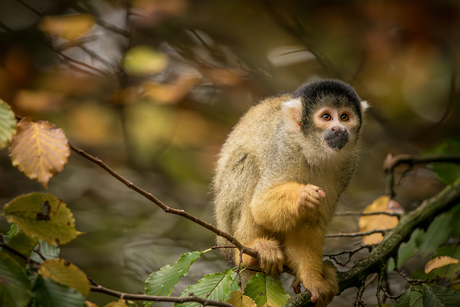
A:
[7, 224, 21, 237]
[422, 284, 460, 307]
[2, 231, 38, 266]
[0, 99, 17, 150]
[173, 269, 239, 307]
[243, 273, 290, 307]
[398, 228, 423, 267]
[30, 239, 60, 264]
[387, 257, 396, 273]
[3, 193, 82, 245]
[425, 139, 460, 184]
[396, 288, 411, 307]
[32, 275, 86, 307]
[144, 251, 202, 305]
[0, 253, 32, 307]
[418, 213, 452, 256]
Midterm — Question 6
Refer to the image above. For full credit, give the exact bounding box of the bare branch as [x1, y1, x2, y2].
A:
[326, 229, 387, 238]
[335, 211, 401, 218]
[90, 284, 233, 307]
[69, 143, 258, 259]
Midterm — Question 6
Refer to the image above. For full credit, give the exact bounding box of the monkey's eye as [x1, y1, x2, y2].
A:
[321, 113, 332, 121]
[340, 114, 349, 121]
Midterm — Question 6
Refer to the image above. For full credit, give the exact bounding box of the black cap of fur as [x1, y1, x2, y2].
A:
[293, 79, 363, 125]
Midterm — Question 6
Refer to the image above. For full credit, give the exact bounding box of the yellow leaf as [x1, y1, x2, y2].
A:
[8, 118, 70, 189]
[39, 14, 95, 40]
[0, 99, 17, 150]
[358, 196, 403, 245]
[4, 193, 82, 245]
[122, 46, 168, 76]
[86, 301, 99, 307]
[227, 291, 257, 307]
[104, 299, 128, 307]
[425, 256, 459, 275]
[40, 259, 90, 296]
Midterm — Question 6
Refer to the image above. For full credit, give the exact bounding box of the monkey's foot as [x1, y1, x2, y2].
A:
[241, 238, 284, 276]
[298, 184, 326, 211]
[291, 276, 336, 307]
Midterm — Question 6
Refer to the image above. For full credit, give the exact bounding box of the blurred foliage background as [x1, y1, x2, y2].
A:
[0, 0, 459, 306]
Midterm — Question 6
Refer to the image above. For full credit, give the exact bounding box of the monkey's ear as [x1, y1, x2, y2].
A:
[361, 100, 370, 112]
[281, 98, 302, 132]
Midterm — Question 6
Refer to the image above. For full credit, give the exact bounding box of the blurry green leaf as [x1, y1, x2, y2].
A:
[122, 46, 168, 76]
[3, 231, 38, 266]
[0, 253, 32, 307]
[4, 193, 82, 245]
[422, 284, 460, 307]
[39, 259, 89, 296]
[174, 269, 239, 307]
[243, 273, 290, 307]
[430, 245, 460, 279]
[396, 288, 411, 307]
[7, 224, 21, 237]
[397, 228, 423, 268]
[387, 257, 395, 273]
[8, 118, 70, 189]
[418, 213, 452, 257]
[0, 99, 17, 150]
[425, 139, 460, 184]
[144, 251, 202, 305]
[32, 275, 86, 307]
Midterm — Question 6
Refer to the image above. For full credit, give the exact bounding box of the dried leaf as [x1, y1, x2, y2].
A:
[39, 14, 95, 40]
[9, 118, 70, 188]
[40, 259, 90, 296]
[359, 196, 403, 245]
[0, 99, 17, 150]
[425, 256, 459, 275]
[227, 291, 257, 307]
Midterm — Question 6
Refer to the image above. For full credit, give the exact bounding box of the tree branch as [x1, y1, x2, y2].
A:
[90, 284, 233, 307]
[69, 143, 258, 259]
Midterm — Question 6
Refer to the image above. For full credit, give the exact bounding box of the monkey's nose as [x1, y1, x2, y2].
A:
[324, 126, 349, 150]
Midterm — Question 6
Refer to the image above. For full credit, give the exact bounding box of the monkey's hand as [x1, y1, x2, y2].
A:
[298, 184, 326, 217]
[240, 238, 284, 276]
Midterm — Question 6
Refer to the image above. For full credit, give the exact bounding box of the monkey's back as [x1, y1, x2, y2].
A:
[213, 95, 289, 257]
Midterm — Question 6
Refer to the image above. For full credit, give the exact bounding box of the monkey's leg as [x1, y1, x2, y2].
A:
[285, 228, 336, 307]
[236, 237, 284, 276]
[250, 182, 325, 233]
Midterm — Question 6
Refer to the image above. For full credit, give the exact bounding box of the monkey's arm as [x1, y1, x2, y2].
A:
[250, 182, 325, 233]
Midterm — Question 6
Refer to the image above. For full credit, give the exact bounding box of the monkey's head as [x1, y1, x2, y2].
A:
[281, 80, 368, 159]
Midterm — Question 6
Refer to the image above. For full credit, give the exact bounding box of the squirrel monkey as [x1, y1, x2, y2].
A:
[213, 80, 368, 306]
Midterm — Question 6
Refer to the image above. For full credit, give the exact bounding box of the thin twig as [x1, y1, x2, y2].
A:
[325, 245, 376, 267]
[90, 284, 233, 307]
[69, 143, 258, 259]
[326, 229, 387, 238]
[335, 211, 401, 218]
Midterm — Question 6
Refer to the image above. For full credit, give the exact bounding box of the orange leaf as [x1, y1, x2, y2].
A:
[39, 14, 95, 40]
[8, 118, 70, 188]
[425, 256, 459, 275]
[358, 196, 403, 245]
